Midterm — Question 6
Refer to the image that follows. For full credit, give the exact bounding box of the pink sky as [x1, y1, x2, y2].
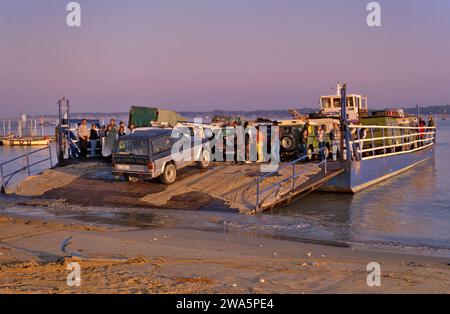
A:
[0, 0, 449, 117]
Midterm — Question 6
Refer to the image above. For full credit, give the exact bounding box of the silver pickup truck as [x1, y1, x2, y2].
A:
[112, 128, 211, 184]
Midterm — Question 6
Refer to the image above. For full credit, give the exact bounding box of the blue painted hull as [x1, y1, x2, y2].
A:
[321, 145, 435, 193]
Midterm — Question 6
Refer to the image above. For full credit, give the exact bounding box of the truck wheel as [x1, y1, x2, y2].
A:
[160, 163, 177, 184]
[197, 150, 210, 169]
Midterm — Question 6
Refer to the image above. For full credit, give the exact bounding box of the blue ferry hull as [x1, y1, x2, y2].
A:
[320, 145, 435, 193]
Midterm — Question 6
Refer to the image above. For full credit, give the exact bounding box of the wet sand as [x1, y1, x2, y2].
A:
[0, 205, 449, 294]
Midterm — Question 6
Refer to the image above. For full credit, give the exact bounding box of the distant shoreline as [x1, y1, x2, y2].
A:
[1, 104, 449, 120]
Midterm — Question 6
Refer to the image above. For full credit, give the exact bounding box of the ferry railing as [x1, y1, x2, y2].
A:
[349, 125, 436, 161]
[255, 147, 327, 212]
[0, 146, 53, 194]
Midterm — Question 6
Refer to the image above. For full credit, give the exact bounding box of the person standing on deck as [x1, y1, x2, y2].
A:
[271, 121, 280, 165]
[77, 119, 89, 158]
[99, 125, 106, 139]
[118, 126, 126, 137]
[428, 116, 435, 128]
[89, 124, 99, 158]
[243, 121, 252, 164]
[119, 121, 129, 135]
[428, 116, 436, 143]
[232, 121, 239, 163]
[418, 118, 425, 147]
[102, 119, 118, 158]
[318, 125, 326, 161]
[257, 126, 264, 163]
[298, 124, 309, 158]
[330, 122, 340, 162]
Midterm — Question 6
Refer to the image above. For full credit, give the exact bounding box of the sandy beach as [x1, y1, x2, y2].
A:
[0, 202, 449, 294]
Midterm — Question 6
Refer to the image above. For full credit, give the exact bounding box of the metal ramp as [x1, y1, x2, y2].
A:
[252, 149, 345, 214]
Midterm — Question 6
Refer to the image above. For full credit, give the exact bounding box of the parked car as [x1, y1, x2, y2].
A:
[112, 128, 210, 184]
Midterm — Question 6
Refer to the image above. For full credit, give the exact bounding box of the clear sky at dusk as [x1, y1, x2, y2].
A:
[0, 0, 449, 117]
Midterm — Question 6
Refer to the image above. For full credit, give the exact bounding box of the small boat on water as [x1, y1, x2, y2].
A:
[1, 114, 52, 146]
[1, 137, 51, 146]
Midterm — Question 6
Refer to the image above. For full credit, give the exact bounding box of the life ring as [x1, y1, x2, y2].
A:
[10, 140, 14, 145]
[27, 140, 32, 145]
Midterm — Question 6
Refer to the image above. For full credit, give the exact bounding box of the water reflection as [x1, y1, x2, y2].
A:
[275, 192, 353, 244]
[350, 159, 441, 245]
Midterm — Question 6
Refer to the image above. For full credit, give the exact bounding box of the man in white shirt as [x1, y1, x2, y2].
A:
[77, 119, 89, 158]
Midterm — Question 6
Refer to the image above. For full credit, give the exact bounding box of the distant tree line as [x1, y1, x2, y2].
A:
[18, 104, 449, 121]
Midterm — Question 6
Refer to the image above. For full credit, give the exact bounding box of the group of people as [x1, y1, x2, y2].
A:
[298, 122, 342, 162]
[417, 116, 436, 146]
[77, 119, 136, 158]
[225, 120, 339, 164]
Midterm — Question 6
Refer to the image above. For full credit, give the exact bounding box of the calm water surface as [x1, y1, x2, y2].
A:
[0, 125, 56, 185]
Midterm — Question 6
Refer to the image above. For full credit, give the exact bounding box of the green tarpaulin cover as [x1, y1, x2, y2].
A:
[128, 106, 186, 127]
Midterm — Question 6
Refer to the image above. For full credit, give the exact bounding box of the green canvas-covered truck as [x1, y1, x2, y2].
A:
[128, 106, 187, 128]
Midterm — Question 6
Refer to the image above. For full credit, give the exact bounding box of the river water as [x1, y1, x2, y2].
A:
[266, 119, 450, 255]
[0, 125, 56, 186]
[1, 122, 449, 257]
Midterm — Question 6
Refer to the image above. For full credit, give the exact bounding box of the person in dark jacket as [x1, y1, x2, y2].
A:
[89, 124, 99, 157]
[118, 126, 126, 137]
[329, 122, 340, 161]
[298, 123, 309, 157]
[427, 116, 436, 142]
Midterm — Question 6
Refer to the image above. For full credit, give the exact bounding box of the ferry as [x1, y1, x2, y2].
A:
[318, 84, 436, 193]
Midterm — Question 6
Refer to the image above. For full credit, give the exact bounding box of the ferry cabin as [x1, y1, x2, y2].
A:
[319, 84, 368, 121]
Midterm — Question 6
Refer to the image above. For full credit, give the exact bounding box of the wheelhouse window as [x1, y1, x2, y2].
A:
[333, 97, 341, 108]
[321, 97, 332, 109]
[116, 139, 148, 156]
[346, 97, 354, 108]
